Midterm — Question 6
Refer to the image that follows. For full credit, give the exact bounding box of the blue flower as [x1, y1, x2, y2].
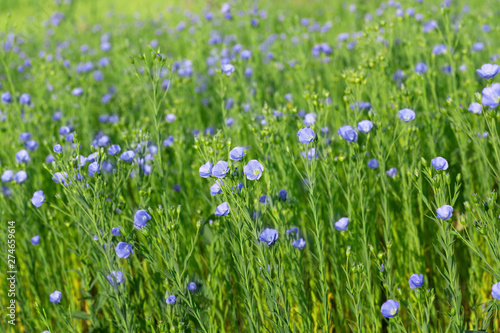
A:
[1, 92, 12, 104]
[286, 227, 298, 234]
[165, 114, 176, 123]
[492, 282, 500, 300]
[279, 189, 287, 200]
[334, 217, 349, 231]
[398, 109, 415, 122]
[476, 64, 500, 80]
[88, 162, 100, 176]
[198, 161, 212, 178]
[19, 93, 31, 105]
[259, 194, 269, 204]
[297, 128, 315, 144]
[72, 87, 83, 96]
[32, 190, 45, 207]
[221, 64, 235, 76]
[243, 160, 264, 180]
[212, 161, 229, 178]
[381, 299, 399, 318]
[357, 120, 373, 133]
[31, 235, 40, 245]
[163, 135, 174, 147]
[111, 227, 121, 236]
[120, 150, 135, 163]
[386, 168, 397, 178]
[210, 180, 223, 196]
[15, 149, 30, 163]
[1, 170, 13, 182]
[215, 202, 230, 216]
[301, 148, 318, 160]
[108, 145, 121, 155]
[337, 125, 358, 142]
[431, 156, 448, 171]
[367, 159, 379, 169]
[259, 228, 278, 245]
[415, 62, 428, 74]
[432, 44, 447, 55]
[436, 205, 453, 220]
[468, 102, 482, 114]
[14, 171, 27, 183]
[116, 242, 133, 258]
[19, 132, 31, 141]
[49, 291, 62, 303]
[53, 144, 62, 153]
[481, 83, 500, 108]
[52, 172, 68, 185]
[187, 282, 197, 292]
[409, 274, 424, 289]
[304, 113, 316, 126]
[166, 295, 177, 304]
[134, 210, 151, 229]
[107, 271, 125, 285]
[293, 238, 306, 249]
[229, 147, 246, 161]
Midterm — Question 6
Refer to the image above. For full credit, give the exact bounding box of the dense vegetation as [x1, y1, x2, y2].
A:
[1, 0, 500, 332]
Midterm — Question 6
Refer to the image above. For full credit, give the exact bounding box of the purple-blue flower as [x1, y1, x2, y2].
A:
[334, 217, 349, 231]
[297, 128, 315, 144]
[279, 189, 287, 200]
[212, 161, 229, 178]
[357, 120, 373, 133]
[32, 190, 45, 207]
[432, 44, 447, 55]
[436, 205, 453, 220]
[259, 228, 278, 245]
[166, 295, 177, 304]
[120, 150, 135, 163]
[398, 109, 415, 122]
[409, 274, 424, 289]
[108, 145, 121, 156]
[431, 156, 448, 171]
[72, 88, 83, 96]
[31, 235, 40, 245]
[229, 147, 246, 161]
[14, 171, 27, 183]
[19, 93, 31, 105]
[367, 159, 379, 169]
[221, 64, 235, 76]
[215, 202, 230, 216]
[415, 62, 428, 74]
[49, 291, 62, 303]
[134, 210, 151, 229]
[199, 161, 212, 178]
[1, 170, 13, 182]
[111, 227, 121, 236]
[492, 282, 500, 300]
[386, 168, 397, 178]
[116, 242, 133, 258]
[187, 282, 197, 292]
[1, 92, 12, 104]
[337, 125, 358, 142]
[53, 144, 62, 153]
[210, 180, 223, 196]
[293, 238, 306, 249]
[476, 64, 500, 80]
[244, 160, 264, 180]
[15, 149, 30, 163]
[468, 102, 482, 114]
[381, 299, 399, 318]
[107, 271, 125, 285]
[481, 83, 500, 108]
